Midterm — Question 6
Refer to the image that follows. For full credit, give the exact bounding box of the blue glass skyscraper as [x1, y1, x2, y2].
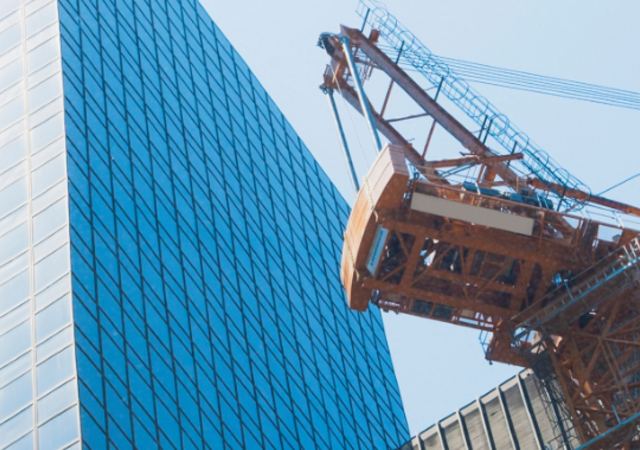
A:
[0, 0, 409, 448]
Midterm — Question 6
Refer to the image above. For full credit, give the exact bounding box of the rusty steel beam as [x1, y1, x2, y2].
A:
[334, 79, 445, 183]
[527, 177, 640, 217]
[340, 26, 520, 185]
[425, 153, 524, 169]
[341, 26, 640, 219]
[341, 26, 490, 153]
[386, 112, 431, 123]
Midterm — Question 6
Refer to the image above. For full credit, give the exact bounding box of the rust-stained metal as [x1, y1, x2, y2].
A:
[425, 153, 524, 170]
[322, 24, 640, 449]
[342, 144, 640, 446]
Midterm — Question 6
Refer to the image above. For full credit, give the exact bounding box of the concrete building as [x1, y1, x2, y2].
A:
[398, 370, 579, 450]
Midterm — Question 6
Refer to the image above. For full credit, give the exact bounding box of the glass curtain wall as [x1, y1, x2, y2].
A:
[2, 0, 409, 448]
[0, 0, 81, 449]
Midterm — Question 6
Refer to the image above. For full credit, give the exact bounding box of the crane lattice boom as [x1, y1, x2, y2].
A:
[320, 8, 640, 449]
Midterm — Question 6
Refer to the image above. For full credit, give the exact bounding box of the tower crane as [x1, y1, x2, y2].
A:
[319, 1, 640, 448]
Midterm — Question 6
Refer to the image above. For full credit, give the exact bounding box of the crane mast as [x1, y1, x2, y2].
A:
[320, 2, 640, 448]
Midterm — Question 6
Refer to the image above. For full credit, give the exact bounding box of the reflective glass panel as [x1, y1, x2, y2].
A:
[35, 294, 71, 343]
[0, 351, 30, 388]
[0, 405, 32, 449]
[37, 378, 76, 424]
[5, 432, 34, 450]
[0, 319, 30, 367]
[34, 245, 69, 291]
[0, 370, 32, 422]
[38, 406, 79, 450]
[0, 269, 29, 316]
[0, 222, 28, 265]
[36, 346, 74, 395]
[0, 299, 29, 335]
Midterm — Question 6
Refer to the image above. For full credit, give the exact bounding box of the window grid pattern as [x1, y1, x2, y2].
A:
[0, 0, 81, 449]
[57, 0, 409, 448]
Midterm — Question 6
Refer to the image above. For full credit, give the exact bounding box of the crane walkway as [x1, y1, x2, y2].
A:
[513, 237, 640, 340]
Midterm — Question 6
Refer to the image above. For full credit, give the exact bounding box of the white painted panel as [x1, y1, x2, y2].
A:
[411, 193, 534, 236]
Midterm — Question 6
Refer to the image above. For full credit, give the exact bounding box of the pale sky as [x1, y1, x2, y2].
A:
[202, 0, 640, 436]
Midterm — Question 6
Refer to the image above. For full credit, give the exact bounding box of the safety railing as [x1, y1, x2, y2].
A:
[512, 237, 640, 338]
[356, 0, 592, 212]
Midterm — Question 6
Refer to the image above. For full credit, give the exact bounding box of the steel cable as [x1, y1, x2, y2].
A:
[377, 44, 640, 110]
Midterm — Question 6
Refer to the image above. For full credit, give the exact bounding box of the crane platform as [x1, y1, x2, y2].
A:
[341, 144, 640, 447]
[343, 144, 637, 331]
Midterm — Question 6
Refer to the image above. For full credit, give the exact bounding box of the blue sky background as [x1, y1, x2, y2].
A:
[202, 0, 640, 435]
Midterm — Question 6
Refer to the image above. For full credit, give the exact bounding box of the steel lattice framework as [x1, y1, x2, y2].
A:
[319, 10, 640, 449]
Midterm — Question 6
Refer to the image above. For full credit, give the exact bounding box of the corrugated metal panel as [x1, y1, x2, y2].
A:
[442, 415, 467, 450]
[461, 405, 491, 450]
[483, 394, 515, 450]
[502, 380, 539, 450]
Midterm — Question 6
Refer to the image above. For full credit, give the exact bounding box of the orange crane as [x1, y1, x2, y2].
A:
[319, 3, 640, 449]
